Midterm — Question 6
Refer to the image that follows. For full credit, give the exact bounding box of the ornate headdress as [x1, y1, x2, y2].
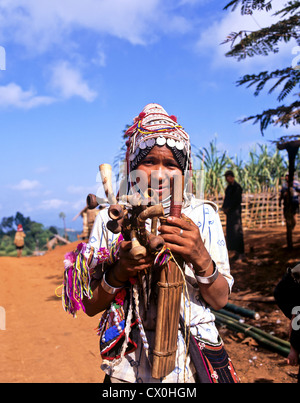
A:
[124, 103, 191, 173]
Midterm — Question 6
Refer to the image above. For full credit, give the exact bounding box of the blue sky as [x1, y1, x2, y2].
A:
[0, 0, 297, 231]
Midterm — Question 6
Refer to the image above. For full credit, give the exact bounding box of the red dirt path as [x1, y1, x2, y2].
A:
[0, 225, 299, 383]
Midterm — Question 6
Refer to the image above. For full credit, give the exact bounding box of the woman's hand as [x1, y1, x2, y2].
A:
[158, 213, 211, 273]
[159, 213, 229, 310]
[108, 240, 154, 284]
[83, 240, 154, 317]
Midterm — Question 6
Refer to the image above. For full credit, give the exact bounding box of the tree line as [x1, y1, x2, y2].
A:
[0, 212, 58, 257]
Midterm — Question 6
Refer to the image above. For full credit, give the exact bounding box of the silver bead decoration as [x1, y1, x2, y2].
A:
[167, 138, 175, 148]
[176, 141, 184, 150]
[156, 136, 166, 146]
[146, 138, 155, 147]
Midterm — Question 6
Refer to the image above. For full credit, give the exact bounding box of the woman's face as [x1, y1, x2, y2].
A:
[135, 145, 183, 201]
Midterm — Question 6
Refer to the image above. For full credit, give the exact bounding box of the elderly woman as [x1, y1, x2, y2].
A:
[63, 104, 238, 383]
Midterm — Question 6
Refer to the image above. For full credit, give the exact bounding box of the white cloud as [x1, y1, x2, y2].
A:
[0, 83, 55, 109]
[91, 46, 107, 67]
[196, 0, 297, 72]
[67, 185, 93, 195]
[0, 62, 98, 109]
[0, 0, 187, 49]
[39, 199, 69, 210]
[0, 0, 203, 58]
[50, 61, 97, 102]
[10, 179, 41, 191]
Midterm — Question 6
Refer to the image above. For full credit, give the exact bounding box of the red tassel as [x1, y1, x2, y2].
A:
[169, 115, 177, 122]
[139, 111, 146, 119]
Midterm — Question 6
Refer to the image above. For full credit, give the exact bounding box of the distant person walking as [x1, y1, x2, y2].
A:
[14, 224, 26, 258]
[279, 173, 300, 230]
[222, 170, 245, 262]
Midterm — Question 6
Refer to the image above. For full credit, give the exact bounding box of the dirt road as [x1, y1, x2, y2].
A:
[0, 242, 104, 383]
[0, 226, 299, 383]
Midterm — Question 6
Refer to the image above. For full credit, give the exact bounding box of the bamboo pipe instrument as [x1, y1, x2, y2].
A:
[152, 175, 184, 379]
[86, 193, 98, 209]
[97, 165, 165, 259]
[146, 231, 165, 253]
[99, 164, 117, 205]
[137, 204, 164, 245]
[129, 229, 147, 260]
[130, 204, 165, 259]
[108, 204, 125, 221]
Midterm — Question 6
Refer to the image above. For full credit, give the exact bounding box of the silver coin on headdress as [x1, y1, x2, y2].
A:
[167, 138, 176, 148]
[139, 141, 146, 150]
[146, 138, 156, 147]
[156, 136, 166, 146]
[175, 141, 184, 150]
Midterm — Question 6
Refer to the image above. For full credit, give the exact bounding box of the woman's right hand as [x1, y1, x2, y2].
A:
[106, 240, 154, 285]
[83, 240, 154, 316]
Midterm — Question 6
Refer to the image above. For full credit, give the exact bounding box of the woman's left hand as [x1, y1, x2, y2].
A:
[159, 213, 229, 310]
[158, 213, 211, 272]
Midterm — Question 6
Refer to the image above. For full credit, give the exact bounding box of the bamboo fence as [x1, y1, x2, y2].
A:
[207, 189, 300, 229]
[77, 190, 299, 237]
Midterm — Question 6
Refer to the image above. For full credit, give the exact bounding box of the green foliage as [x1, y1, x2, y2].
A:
[0, 212, 58, 256]
[224, 1, 272, 14]
[194, 140, 292, 194]
[223, 0, 300, 134]
[195, 138, 232, 194]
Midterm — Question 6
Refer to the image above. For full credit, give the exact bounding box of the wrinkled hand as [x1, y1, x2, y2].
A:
[113, 240, 154, 283]
[158, 214, 210, 270]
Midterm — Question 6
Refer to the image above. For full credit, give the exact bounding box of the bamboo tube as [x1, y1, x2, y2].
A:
[217, 308, 242, 321]
[169, 176, 183, 218]
[152, 174, 184, 379]
[129, 229, 147, 260]
[99, 164, 117, 205]
[224, 303, 260, 320]
[151, 217, 158, 235]
[137, 204, 164, 245]
[215, 310, 290, 347]
[146, 231, 165, 253]
[214, 311, 290, 356]
[152, 262, 184, 378]
[108, 204, 124, 220]
[86, 193, 98, 209]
